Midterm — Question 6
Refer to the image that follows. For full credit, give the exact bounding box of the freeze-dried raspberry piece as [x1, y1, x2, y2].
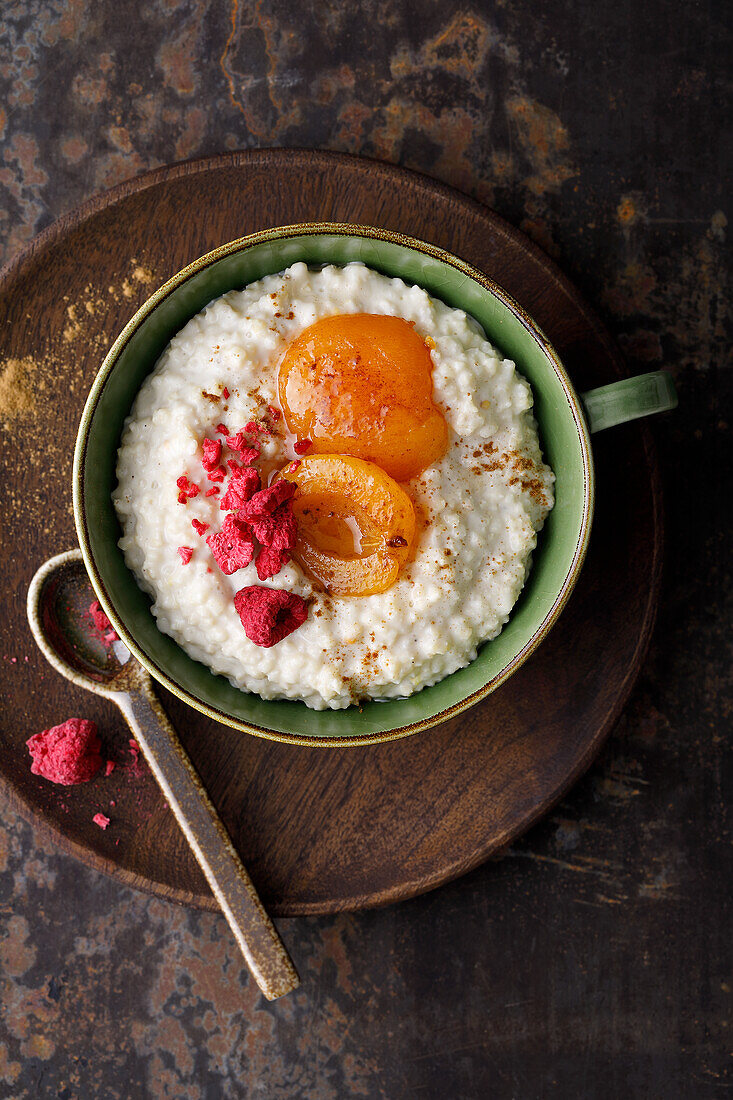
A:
[215, 423, 229, 435]
[206, 514, 255, 575]
[220, 466, 260, 511]
[222, 386, 230, 399]
[233, 586, 308, 647]
[240, 445, 260, 466]
[249, 504, 297, 552]
[205, 486, 220, 497]
[89, 600, 110, 632]
[201, 438, 222, 472]
[176, 475, 200, 501]
[255, 543, 290, 581]
[293, 439, 312, 455]
[27, 718, 104, 785]
[267, 405, 281, 422]
[251, 504, 297, 580]
[93, 812, 110, 830]
[104, 760, 115, 776]
[245, 420, 271, 435]
[226, 431, 260, 465]
[225, 431, 247, 451]
[227, 445, 260, 467]
[286, 460, 301, 474]
[178, 546, 193, 564]
[191, 519, 209, 536]
[207, 464, 227, 483]
[89, 600, 118, 643]
[237, 480, 295, 520]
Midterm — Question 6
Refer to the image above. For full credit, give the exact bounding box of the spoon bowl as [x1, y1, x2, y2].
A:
[29, 549, 139, 693]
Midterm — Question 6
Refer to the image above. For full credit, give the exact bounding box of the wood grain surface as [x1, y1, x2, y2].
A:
[0, 150, 661, 915]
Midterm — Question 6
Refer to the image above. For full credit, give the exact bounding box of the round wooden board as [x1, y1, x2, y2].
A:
[0, 151, 661, 915]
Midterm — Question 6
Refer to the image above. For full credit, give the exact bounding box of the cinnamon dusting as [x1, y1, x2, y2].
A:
[0, 357, 36, 426]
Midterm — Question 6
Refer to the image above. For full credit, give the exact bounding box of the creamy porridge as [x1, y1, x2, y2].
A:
[113, 262, 554, 710]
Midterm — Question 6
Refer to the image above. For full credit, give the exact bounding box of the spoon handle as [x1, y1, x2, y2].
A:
[116, 681, 299, 1000]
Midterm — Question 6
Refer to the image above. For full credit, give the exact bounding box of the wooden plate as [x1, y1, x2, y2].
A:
[0, 150, 661, 915]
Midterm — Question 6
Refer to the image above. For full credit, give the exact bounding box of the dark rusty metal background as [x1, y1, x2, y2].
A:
[0, 2, 729, 1097]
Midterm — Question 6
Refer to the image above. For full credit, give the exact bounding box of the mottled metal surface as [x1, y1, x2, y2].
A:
[0, 2, 730, 1098]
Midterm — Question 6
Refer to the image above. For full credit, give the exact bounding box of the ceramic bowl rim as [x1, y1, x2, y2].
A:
[73, 222, 595, 747]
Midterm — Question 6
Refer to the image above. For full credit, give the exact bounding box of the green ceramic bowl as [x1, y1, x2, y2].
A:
[73, 224, 677, 746]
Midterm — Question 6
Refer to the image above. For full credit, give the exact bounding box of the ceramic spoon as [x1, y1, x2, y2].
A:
[27, 549, 299, 1001]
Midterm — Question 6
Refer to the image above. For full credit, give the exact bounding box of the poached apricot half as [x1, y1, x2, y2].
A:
[278, 313, 448, 482]
[281, 454, 416, 596]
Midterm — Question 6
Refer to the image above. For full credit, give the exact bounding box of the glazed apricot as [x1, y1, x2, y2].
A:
[281, 454, 416, 596]
[277, 313, 448, 482]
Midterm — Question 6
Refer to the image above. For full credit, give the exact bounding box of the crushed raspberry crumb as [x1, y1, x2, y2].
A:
[207, 464, 227, 482]
[237, 480, 296, 520]
[176, 475, 200, 502]
[206, 514, 255, 574]
[89, 601, 110, 632]
[286, 460, 301, 474]
[267, 405, 281, 421]
[205, 486, 220, 496]
[191, 518, 210, 536]
[178, 546, 193, 564]
[177, 475, 199, 495]
[220, 467, 260, 511]
[104, 760, 115, 776]
[226, 432, 260, 465]
[222, 386, 230, 399]
[245, 420, 271, 435]
[201, 438, 222, 472]
[93, 812, 110, 830]
[215, 423, 229, 435]
[255, 543, 287, 581]
[226, 431, 246, 451]
[236, 484, 298, 579]
[27, 719, 104, 785]
[240, 445, 260, 465]
[89, 600, 119, 644]
[249, 504, 297, 549]
[293, 439, 312, 455]
[252, 504, 297, 580]
[234, 586, 308, 647]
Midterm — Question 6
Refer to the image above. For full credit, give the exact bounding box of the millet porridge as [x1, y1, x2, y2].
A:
[113, 262, 554, 710]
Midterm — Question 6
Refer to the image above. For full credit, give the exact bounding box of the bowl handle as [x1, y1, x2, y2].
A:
[580, 370, 678, 433]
